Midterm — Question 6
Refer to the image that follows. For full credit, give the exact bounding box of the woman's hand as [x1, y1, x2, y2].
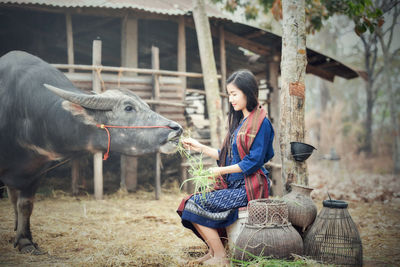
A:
[181, 137, 203, 153]
[209, 167, 223, 177]
[181, 138, 219, 160]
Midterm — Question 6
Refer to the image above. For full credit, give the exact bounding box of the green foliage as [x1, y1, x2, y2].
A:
[177, 134, 215, 199]
[322, 0, 384, 36]
[210, 0, 274, 21]
[231, 247, 318, 267]
[210, 0, 384, 35]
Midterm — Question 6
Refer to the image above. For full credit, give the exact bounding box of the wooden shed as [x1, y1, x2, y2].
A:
[0, 0, 360, 197]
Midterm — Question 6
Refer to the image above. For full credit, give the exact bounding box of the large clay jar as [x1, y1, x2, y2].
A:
[282, 183, 317, 232]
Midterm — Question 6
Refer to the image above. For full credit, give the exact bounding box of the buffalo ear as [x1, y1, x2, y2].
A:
[61, 101, 96, 125]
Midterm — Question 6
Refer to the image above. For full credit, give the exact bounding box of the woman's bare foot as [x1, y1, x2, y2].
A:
[203, 256, 230, 266]
[188, 250, 213, 265]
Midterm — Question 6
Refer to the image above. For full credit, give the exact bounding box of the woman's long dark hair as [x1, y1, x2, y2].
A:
[218, 69, 259, 166]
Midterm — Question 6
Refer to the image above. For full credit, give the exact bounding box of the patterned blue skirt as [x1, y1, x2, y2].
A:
[180, 179, 248, 229]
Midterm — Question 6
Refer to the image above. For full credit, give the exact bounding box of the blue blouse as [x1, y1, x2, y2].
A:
[225, 117, 274, 182]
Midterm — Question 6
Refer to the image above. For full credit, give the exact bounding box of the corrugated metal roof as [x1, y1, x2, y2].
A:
[0, 0, 228, 18]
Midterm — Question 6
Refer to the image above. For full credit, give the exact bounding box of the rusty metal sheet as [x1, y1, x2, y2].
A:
[0, 0, 227, 18]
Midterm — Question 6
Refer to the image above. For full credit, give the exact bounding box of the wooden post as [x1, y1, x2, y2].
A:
[219, 25, 228, 118]
[121, 15, 138, 69]
[178, 16, 187, 97]
[192, 0, 224, 148]
[152, 46, 161, 200]
[120, 156, 138, 191]
[178, 16, 188, 192]
[71, 159, 79, 195]
[180, 164, 188, 193]
[120, 14, 139, 192]
[269, 60, 284, 196]
[65, 12, 74, 74]
[280, 0, 308, 191]
[92, 39, 103, 200]
[66, 11, 81, 195]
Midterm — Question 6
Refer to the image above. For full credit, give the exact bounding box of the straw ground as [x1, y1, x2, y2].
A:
[0, 185, 398, 266]
[0, 161, 399, 266]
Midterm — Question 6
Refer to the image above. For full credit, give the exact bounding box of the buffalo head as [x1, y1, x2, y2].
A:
[44, 84, 183, 156]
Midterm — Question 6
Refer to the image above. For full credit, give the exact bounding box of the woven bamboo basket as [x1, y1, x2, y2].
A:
[234, 223, 303, 261]
[247, 199, 289, 226]
[233, 199, 303, 261]
[303, 200, 363, 266]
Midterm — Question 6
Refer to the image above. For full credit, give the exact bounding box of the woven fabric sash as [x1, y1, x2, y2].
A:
[215, 105, 269, 200]
[236, 105, 269, 201]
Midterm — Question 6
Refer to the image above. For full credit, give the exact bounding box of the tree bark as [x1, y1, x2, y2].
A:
[280, 0, 308, 190]
[192, 0, 224, 148]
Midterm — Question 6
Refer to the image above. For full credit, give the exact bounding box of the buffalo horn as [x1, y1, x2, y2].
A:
[44, 84, 116, 110]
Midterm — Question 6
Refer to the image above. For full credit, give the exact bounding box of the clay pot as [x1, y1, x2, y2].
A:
[234, 223, 303, 261]
[282, 183, 317, 232]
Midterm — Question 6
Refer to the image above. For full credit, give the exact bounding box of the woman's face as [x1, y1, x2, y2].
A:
[227, 83, 247, 112]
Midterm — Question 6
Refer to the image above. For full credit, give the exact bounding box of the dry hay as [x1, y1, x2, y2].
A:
[1, 165, 399, 266]
[1, 190, 399, 266]
[0, 187, 206, 266]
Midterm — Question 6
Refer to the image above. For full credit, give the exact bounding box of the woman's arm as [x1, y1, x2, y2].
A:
[181, 138, 219, 160]
[210, 164, 242, 176]
[199, 145, 219, 160]
[237, 118, 274, 175]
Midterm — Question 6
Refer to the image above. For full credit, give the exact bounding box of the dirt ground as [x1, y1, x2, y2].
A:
[0, 163, 399, 266]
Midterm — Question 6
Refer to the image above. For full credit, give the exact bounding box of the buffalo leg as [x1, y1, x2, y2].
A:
[14, 194, 43, 254]
[13, 181, 43, 255]
[6, 187, 19, 231]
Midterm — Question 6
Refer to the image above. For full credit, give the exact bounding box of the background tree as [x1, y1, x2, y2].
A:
[375, 3, 400, 173]
[279, 0, 309, 188]
[211, 0, 400, 173]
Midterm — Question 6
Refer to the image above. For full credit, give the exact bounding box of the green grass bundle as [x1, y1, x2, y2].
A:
[177, 135, 216, 199]
[231, 247, 317, 267]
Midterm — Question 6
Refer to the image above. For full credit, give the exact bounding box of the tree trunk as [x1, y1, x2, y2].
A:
[359, 33, 379, 157]
[279, 0, 308, 190]
[192, 0, 224, 148]
[363, 80, 373, 155]
[319, 79, 330, 113]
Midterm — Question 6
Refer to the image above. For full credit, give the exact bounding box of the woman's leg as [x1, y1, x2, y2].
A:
[190, 223, 213, 263]
[193, 223, 229, 265]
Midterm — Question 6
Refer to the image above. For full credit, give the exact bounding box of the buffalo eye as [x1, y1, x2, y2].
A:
[125, 105, 134, 112]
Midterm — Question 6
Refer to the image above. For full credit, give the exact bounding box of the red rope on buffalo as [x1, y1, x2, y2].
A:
[96, 124, 172, 160]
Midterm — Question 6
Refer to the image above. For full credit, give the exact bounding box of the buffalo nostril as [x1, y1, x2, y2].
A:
[169, 123, 183, 134]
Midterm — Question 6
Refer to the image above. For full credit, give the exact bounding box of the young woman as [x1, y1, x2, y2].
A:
[177, 69, 274, 265]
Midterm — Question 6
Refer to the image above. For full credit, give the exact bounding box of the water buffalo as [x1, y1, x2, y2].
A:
[0, 51, 183, 254]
